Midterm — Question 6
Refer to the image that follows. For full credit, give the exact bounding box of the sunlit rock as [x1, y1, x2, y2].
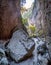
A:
[7, 29, 35, 62]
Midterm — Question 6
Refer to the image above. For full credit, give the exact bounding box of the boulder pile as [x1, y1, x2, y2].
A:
[0, 29, 51, 65]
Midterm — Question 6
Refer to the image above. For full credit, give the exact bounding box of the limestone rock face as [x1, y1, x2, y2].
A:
[31, 0, 51, 37]
[0, 0, 23, 40]
[7, 29, 35, 62]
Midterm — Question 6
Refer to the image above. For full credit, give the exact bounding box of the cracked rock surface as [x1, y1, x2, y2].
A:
[6, 29, 35, 62]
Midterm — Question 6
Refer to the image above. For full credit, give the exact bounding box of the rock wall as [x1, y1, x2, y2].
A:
[0, 0, 23, 40]
[45, 0, 51, 36]
[32, 0, 51, 36]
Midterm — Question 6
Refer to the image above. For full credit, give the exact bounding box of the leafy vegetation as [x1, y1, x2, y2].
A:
[27, 24, 36, 36]
[22, 18, 28, 26]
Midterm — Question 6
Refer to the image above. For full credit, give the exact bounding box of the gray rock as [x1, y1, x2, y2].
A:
[0, 57, 8, 65]
[45, 36, 51, 60]
[10, 58, 34, 65]
[37, 54, 48, 65]
[9, 37, 49, 65]
[0, 48, 5, 56]
[32, 38, 50, 65]
[7, 29, 35, 62]
[7, 37, 50, 65]
[48, 44, 51, 60]
[37, 43, 48, 55]
[0, 48, 8, 65]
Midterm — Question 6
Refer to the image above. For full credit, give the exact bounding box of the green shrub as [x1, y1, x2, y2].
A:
[22, 18, 28, 26]
[28, 25, 36, 33]
[27, 25, 36, 36]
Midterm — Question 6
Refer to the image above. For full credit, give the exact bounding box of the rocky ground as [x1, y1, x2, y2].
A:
[0, 29, 51, 65]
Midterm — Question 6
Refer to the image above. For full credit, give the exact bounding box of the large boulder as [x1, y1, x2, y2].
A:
[6, 29, 35, 62]
[0, 0, 23, 40]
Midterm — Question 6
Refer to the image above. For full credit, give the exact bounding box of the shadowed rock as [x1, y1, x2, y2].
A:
[0, 0, 24, 40]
